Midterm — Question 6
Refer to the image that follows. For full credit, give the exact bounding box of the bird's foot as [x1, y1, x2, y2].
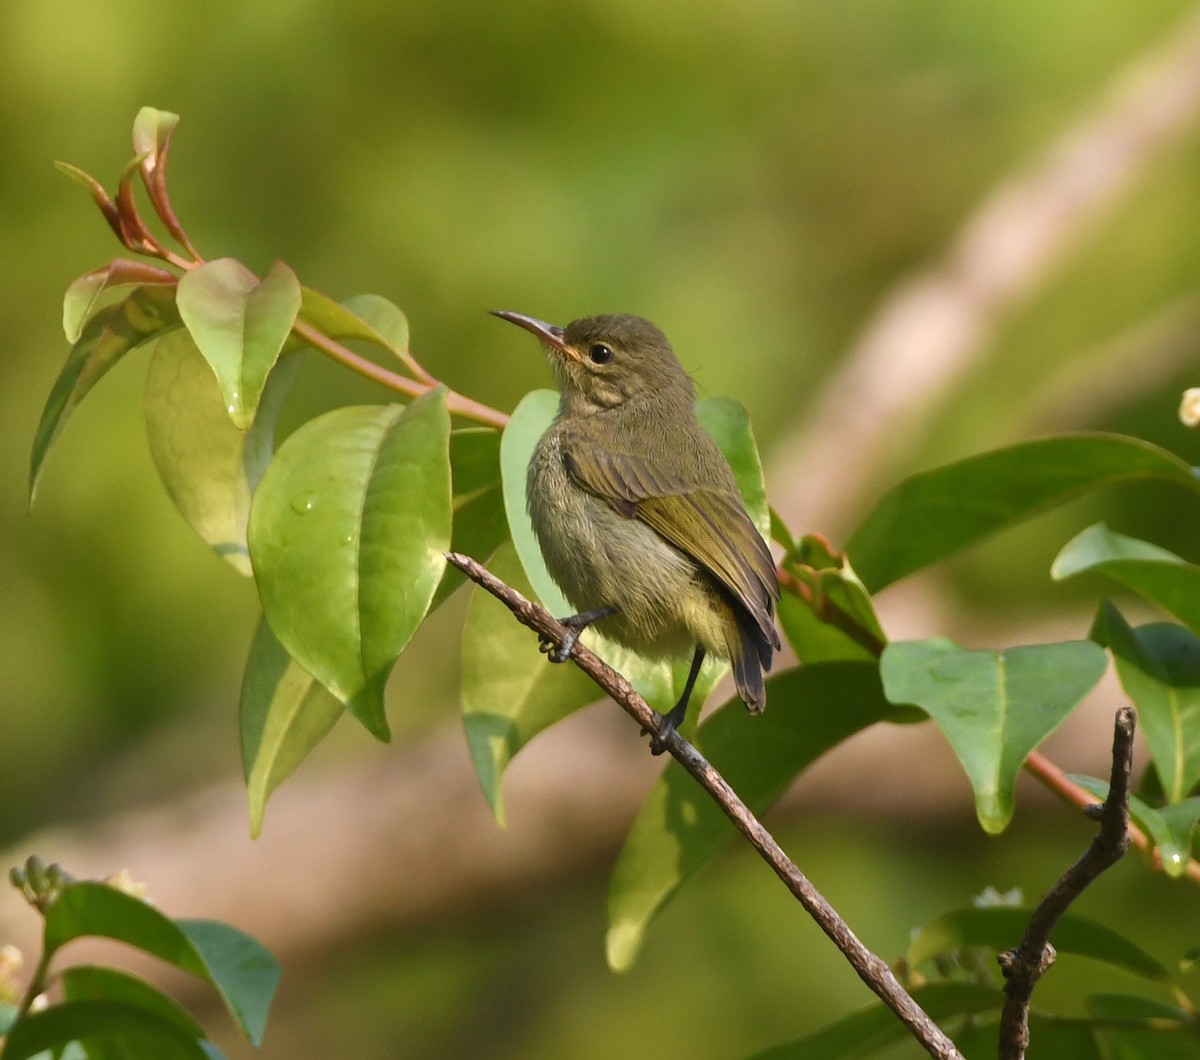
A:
[645, 700, 689, 756]
[540, 607, 618, 663]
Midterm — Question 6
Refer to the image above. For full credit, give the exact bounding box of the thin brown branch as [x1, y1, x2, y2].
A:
[1024, 748, 1200, 885]
[998, 707, 1136, 1060]
[444, 551, 964, 1060]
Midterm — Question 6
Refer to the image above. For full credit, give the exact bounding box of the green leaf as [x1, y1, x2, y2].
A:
[144, 330, 297, 576]
[881, 639, 1108, 833]
[248, 392, 452, 738]
[1070, 774, 1200, 879]
[780, 534, 887, 663]
[1087, 994, 1199, 1060]
[31, 285, 180, 502]
[432, 428, 507, 608]
[498, 390, 770, 719]
[60, 966, 211, 1059]
[39, 882, 277, 1045]
[176, 259, 301, 429]
[1056, 523, 1200, 637]
[0, 1000, 214, 1060]
[63, 260, 177, 344]
[846, 434, 1200, 593]
[747, 982, 1001, 1060]
[1090, 603, 1200, 803]
[295, 287, 410, 364]
[907, 906, 1174, 985]
[131, 107, 178, 165]
[607, 662, 917, 971]
[461, 540, 600, 823]
[240, 617, 343, 838]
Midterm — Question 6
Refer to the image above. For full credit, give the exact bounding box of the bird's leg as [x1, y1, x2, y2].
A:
[542, 606, 618, 662]
[649, 647, 706, 756]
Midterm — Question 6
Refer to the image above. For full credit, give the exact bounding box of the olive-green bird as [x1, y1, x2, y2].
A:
[493, 310, 780, 752]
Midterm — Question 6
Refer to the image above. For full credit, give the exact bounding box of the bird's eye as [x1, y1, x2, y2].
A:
[588, 343, 613, 364]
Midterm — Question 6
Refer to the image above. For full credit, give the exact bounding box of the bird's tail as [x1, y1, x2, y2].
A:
[728, 618, 773, 715]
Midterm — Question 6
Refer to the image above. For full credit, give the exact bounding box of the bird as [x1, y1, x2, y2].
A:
[492, 310, 780, 752]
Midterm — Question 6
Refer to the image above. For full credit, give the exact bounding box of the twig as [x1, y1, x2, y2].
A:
[444, 551, 965, 1060]
[997, 706, 1136, 1060]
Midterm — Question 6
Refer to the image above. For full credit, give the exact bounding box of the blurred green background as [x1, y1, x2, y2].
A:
[3, 1, 1200, 1057]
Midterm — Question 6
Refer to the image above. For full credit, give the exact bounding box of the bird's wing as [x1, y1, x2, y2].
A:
[562, 446, 780, 652]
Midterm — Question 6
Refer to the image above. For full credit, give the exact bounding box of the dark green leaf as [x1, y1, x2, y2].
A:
[241, 617, 343, 838]
[0, 1000, 213, 1060]
[145, 331, 297, 576]
[248, 392, 452, 738]
[39, 882, 277, 1044]
[1056, 523, 1200, 639]
[1070, 774, 1200, 880]
[747, 982, 1000, 1060]
[954, 1016, 1104, 1059]
[1090, 603, 1200, 803]
[1087, 993, 1200, 1059]
[881, 639, 1108, 833]
[31, 285, 180, 502]
[461, 541, 600, 823]
[176, 259, 301, 429]
[846, 434, 1200, 593]
[907, 907, 1174, 985]
[780, 534, 887, 663]
[607, 662, 917, 970]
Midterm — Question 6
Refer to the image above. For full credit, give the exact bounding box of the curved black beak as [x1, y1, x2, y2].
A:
[490, 310, 569, 353]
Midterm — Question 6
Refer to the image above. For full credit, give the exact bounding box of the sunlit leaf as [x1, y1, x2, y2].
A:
[1055, 523, 1200, 636]
[40, 881, 278, 1045]
[1071, 774, 1200, 880]
[847, 434, 1200, 593]
[339, 293, 409, 356]
[881, 639, 1108, 833]
[31, 284, 180, 502]
[295, 287, 411, 365]
[907, 906, 1174, 985]
[461, 541, 600, 823]
[780, 534, 886, 663]
[63, 260, 177, 344]
[145, 331, 297, 575]
[607, 662, 918, 971]
[131, 107, 178, 169]
[241, 617, 344, 838]
[747, 982, 1000, 1060]
[176, 258, 301, 429]
[1090, 602, 1200, 803]
[248, 392, 452, 738]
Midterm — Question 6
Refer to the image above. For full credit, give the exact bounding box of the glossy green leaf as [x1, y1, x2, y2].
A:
[31, 285, 180, 502]
[1090, 603, 1200, 803]
[248, 392, 452, 738]
[908, 906, 1174, 984]
[461, 541, 600, 823]
[176, 258, 301, 429]
[63, 260, 177, 344]
[747, 982, 1000, 1060]
[846, 434, 1200, 593]
[1070, 774, 1200, 879]
[881, 639, 1108, 833]
[498, 390, 769, 719]
[241, 617, 343, 838]
[295, 287, 410, 364]
[607, 662, 918, 971]
[1055, 523, 1200, 636]
[432, 428, 507, 608]
[145, 331, 297, 576]
[59, 966, 212, 1060]
[40, 881, 278, 1045]
[0, 1000, 214, 1060]
[780, 534, 887, 664]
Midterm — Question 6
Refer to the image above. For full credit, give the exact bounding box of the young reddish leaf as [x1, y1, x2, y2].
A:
[53, 160, 123, 241]
[247, 392, 452, 738]
[145, 331, 297, 576]
[31, 284, 180, 503]
[881, 639, 1108, 833]
[241, 617, 343, 837]
[63, 259, 177, 343]
[177, 258, 301, 429]
[847, 434, 1200, 593]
